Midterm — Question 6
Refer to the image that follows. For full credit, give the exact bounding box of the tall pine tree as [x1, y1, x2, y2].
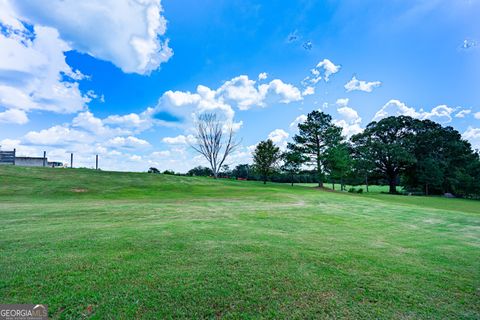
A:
[288, 111, 343, 188]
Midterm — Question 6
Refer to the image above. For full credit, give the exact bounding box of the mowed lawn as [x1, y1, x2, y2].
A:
[0, 166, 479, 319]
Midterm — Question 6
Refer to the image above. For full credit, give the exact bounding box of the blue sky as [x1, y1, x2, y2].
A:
[0, 0, 479, 171]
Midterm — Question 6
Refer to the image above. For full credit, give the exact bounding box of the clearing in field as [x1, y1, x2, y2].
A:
[0, 166, 479, 319]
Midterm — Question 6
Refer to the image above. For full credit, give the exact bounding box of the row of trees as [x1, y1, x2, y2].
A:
[189, 111, 480, 197]
[251, 111, 480, 197]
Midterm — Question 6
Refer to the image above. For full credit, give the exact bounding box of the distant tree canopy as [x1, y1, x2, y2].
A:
[148, 167, 160, 174]
[185, 112, 480, 198]
[187, 166, 213, 177]
[351, 116, 480, 196]
[231, 164, 252, 179]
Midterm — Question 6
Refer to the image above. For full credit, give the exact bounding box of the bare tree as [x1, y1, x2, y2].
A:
[190, 113, 240, 178]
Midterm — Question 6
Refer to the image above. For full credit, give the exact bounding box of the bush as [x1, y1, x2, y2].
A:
[357, 188, 363, 194]
[148, 167, 160, 174]
[348, 187, 356, 193]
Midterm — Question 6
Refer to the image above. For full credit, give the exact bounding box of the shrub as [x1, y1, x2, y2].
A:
[357, 188, 363, 194]
[148, 167, 160, 174]
[348, 187, 356, 193]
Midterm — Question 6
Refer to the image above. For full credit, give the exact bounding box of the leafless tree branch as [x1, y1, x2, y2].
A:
[190, 113, 241, 178]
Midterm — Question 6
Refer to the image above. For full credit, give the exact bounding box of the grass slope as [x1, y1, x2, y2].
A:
[0, 166, 479, 319]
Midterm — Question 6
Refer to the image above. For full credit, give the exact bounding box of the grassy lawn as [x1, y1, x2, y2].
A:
[1, 166, 479, 319]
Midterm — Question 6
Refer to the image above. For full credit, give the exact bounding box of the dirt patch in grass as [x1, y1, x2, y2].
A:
[71, 188, 88, 193]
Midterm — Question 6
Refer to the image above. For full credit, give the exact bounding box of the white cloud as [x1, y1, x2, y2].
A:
[290, 114, 307, 129]
[162, 134, 195, 145]
[0, 22, 89, 119]
[9, 0, 173, 75]
[302, 59, 340, 90]
[333, 99, 363, 137]
[0, 138, 21, 150]
[24, 125, 93, 146]
[151, 150, 171, 157]
[154, 75, 302, 132]
[259, 79, 302, 105]
[474, 112, 480, 120]
[106, 136, 150, 149]
[0, 109, 28, 124]
[373, 100, 419, 121]
[268, 129, 289, 149]
[337, 106, 360, 123]
[315, 59, 341, 82]
[424, 105, 454, 123]
[463, 127, 480, 150]
[344, 76, 382, 92]
[302, 86, 315, 96]
[336, 98, 349, 108]
[258, 72, 268, 80]
[373, 100, 455, 123]
[455, 109, 471, 118]
[104, 111, 153, 132]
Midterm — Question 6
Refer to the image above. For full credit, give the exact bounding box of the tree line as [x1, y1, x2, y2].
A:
[186, 111, 480, 198]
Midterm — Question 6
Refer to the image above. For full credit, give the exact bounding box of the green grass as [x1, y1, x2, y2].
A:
[1, 166, 479, 319]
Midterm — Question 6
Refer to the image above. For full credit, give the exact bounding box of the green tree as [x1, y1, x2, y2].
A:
[324, 142, 352, 191]
[281, 150, 305, 186]
[351, 146, 375, 192]
[232, 164, 252, 179]
[404, 119, 478, 195]
[253, 139, 282, 184]
[288, 110, 343, 187]
[351, 116, 417, 194]
[187, 166, 213, 176]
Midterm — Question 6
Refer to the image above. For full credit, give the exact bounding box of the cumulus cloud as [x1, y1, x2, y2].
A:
[258, 72, 268, 80]
[474, 112, 480, 120]
[0, 109, 28, 124]
[9, 0, 173, 75]
[24, 125, 93, 146]
[302, 86, 315, 96]
[154, 75, 302, 130]
[162, 134, 195, 145]
[344, 76, 381, 92]
[463, 127, 480, 150]
[455, 109, 471, 118]
[333, 99, 363, 137]
[289, 114, 307, 129]
[106, 136, 150, 149]
[104, 110, 154, 132]
[268, 129, 289, 149]
[336, 98, 349, 108]
[302, 59, 340, 91]
[0, 21, 89, 119]
[373, 100, 455, 123]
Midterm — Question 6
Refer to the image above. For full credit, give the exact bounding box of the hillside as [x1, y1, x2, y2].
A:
[0, 166, 479, 319]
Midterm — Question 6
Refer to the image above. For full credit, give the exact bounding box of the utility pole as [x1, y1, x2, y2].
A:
[95, 154, 98, 170]
[13, 148, 16, 165]
[43, 151, 46, 167]
[70, 153, 73, 168]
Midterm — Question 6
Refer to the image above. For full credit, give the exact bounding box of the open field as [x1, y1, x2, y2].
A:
[1, 166, 479, 319]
